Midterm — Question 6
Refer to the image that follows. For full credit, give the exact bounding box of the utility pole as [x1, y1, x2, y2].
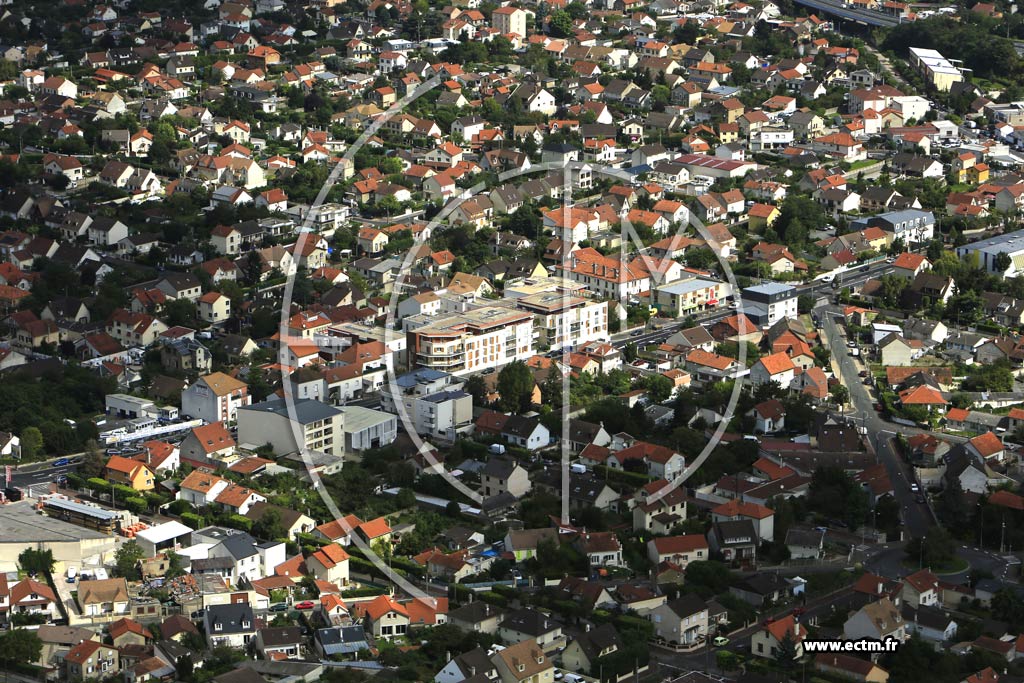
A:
[1001, 517, 1007, 554]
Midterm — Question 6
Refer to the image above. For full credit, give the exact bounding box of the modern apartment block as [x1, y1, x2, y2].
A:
[514, 291, 609, 352]
[404, 306, 536, 376]
[381, 368, 474, 440]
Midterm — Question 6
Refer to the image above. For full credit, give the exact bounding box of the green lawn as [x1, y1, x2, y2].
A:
[900, 556, 969, 575]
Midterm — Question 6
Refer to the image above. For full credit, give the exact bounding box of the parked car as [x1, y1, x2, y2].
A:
[270, 603, 289, 612]
[294, 601, 315, 610]
[713, 636, 730, 647]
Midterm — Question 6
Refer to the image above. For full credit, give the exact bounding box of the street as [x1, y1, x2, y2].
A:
[819, 310, 933, 539]
[654, 586, 857, 676]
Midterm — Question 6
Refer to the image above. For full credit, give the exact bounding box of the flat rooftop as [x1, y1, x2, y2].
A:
[0, 501, 112, 543]
[341, 405, 396, 432]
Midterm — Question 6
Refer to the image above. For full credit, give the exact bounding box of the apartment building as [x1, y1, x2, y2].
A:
[380, 368, 474, 440]
[653, 278, 731, 317]
[556, 248, 651, 301]
[236, 397, 345, 457]
[181, 371, 251, 424]
[908, 47, 963, 92]
[405, 306, 535, 376]
[514, 292, 609, 352]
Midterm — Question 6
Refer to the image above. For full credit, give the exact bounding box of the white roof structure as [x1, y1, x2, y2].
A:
[136, 521, 192, 545]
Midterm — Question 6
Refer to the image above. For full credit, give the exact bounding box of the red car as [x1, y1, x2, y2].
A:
[294, 601, 315, 610]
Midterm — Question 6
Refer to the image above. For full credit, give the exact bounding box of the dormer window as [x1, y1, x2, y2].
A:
[242, 620, 251, 629]
[214, 623, 223, 631]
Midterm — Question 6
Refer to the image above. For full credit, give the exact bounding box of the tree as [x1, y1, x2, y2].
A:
[497, 361, 535, 413]
[165, 550, 186, 579]
[936, 476, 968, 536]
[115, 540, 145, 581]
[641, 374, 673, 403]
[19, 426, 43, 460]
[18, 548, 55, 575]
[830, 384, 850, 409]
[177, 654, 194, 682]
[0, 629, 42, 673]
[79, 439, 105, 478]
[548, 9, 573, 37]
[905, 528, 955, 569]
[774, 631, 798, 669]
[464, 374, 488, 406]
[242, 250, 264, 286]
[253, 507, 287, 541]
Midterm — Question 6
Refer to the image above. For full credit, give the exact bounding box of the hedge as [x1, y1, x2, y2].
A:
[227, 515, 253, 532]
[181, 512, 204, 529]
[593, 465, 654, 487]
[615, 614, 654, 639]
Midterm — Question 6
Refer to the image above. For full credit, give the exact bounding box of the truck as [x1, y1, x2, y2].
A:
[66, 566, 77, 583]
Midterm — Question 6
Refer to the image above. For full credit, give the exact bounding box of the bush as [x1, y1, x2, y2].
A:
[480, 592, 508, 607]
[181, 512, 204, 529]
[124, 497, 147, 514]
[614, 614, 654, 639]
[87, 477, 110, 490]
[227, 515, 253, 532]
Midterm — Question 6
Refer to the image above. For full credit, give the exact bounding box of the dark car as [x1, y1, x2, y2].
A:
[269, 603, 289, 612]
[858, 370, 868, 378]
[630, 330, 644, 337]
[191, 609, 206, 619]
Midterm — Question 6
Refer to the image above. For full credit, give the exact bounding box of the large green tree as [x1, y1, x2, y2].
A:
[497, 361, 535, 413]
[115, 540, 145, 581]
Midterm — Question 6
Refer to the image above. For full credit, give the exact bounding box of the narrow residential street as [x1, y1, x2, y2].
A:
[819, 310, 933, 539]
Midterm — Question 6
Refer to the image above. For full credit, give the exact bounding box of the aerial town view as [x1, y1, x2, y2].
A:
[9, 0, 1024, 682]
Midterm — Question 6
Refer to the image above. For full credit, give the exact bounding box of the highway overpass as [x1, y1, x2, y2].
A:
[793, 0, 904, 27]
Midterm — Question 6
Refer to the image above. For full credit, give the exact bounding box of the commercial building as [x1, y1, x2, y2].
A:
[653, 278, 731, 317]
[339, 405, 398, 452]
[405, 306, 535, 376]
[236, 397, 345, 458]
[908, 47, 964, 92]
[741, 283, 798, 326]
[955, 229, 1024, 278]
[0, 502, 117, 572]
